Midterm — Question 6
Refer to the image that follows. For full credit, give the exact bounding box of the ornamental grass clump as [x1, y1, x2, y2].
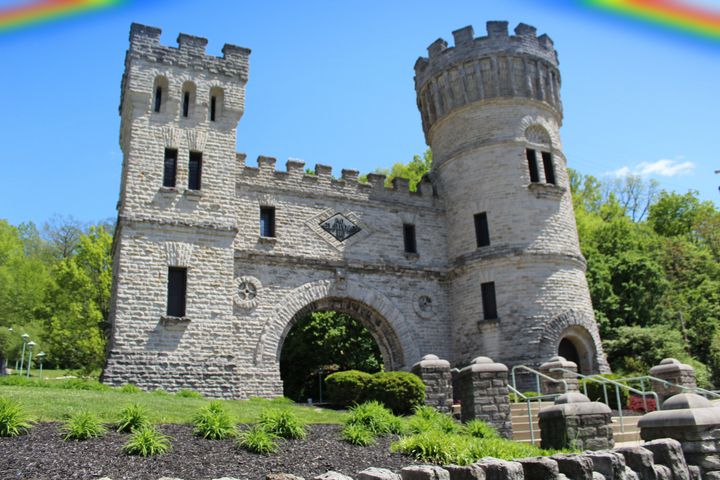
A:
[62, 411, 107, 441]
[177, 389, 204, 399]
[116, 403, 151, 433]
[122, 425, 171, 456]
[258, 408, 307, 440]
[118, 383, 141, 394]
[464, 419, 499, 439]
[237, 425, 278, 454]
[345, 401, 403, 437]
[0, 397, 31, 437]
[193, 401, 235, 440]
[341, 422, 376, 446]
[407, 405, 461, 434]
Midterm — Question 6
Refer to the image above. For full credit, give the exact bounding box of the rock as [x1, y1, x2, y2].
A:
[642, 438, 689, 480]
[552, 454, 594, 480]
[357, 468, 402, 480]
[400, 465, 450, 480]
[592, 473, 605, 480]
[445, 464, 486, 480]
[584, 451, 627, 480]
[474, 458, 524, 480]
[705, 472, 720, 480]
[314, 472, 354, 480]
[616, 446, 657, 480]
[653, 466, 672, 480]
[517, 457, 560, 480]
[687, 466, 701, 480]
[267, 475, 306, 480]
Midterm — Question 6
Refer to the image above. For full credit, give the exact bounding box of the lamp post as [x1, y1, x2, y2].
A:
[26, 341, 35, 378]
[37, 352, 46, 377]
[18, 333, 29, 376]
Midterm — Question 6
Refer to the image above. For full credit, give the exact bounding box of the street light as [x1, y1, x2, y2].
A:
[37, 352, 46, 377]
[26, 341, 35, 378]
[18, 334, 29, 376]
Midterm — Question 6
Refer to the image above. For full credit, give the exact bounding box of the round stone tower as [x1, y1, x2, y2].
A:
[414, 22, 609, 379]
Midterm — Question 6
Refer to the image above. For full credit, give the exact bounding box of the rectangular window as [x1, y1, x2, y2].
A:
[260, 206, 275, 238]
[481, 282, 498, 320]
[162, 148, 177, 188]
[541, 151, 556, 185]
[166, 267, 187, 317]
[188, 152, 202, 190]
[154, 87, 162, 113]
[403, 224, 417, 254]
[210, 96, 217, 121]
[182, 91, 190, 117]
[526, 149, 540, 183]
[474, 212, 490, 247]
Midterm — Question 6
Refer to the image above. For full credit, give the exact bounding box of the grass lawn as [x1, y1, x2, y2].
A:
[0, 384, 347, 425]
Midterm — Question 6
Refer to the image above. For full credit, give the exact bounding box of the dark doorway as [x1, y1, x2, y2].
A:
[559, 337, 582, 373]
[279, 310, 383, 402]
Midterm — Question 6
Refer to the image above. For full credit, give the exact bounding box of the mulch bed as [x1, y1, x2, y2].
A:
[0, 423, 421, 480]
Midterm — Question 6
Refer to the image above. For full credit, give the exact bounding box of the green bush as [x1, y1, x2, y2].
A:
[341, 423, 376, 446]
[579, 374, 629, 411]
[368, 372, 425, 414]
[118, 384, 141, 394]
[258, 408, 307, 440]
[325, 370, 373, 406]
[193, 401, 235, 440]
[0, 397, 31, 437]
[345, 401, 403, 436]
[116, 403, 150, 433]
[237, 425, 278, 454]
[177, 389, 203, 399]
[407, 406, 461, 434]
[464, 420, 499, 439]
[122, 426, 171, 456]
[61, 411, 107, 441]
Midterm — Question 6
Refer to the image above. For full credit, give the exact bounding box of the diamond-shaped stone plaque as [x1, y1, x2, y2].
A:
[320, 213, 361, 242]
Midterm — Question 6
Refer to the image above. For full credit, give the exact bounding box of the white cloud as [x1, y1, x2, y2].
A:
[607, 159, 695, 178]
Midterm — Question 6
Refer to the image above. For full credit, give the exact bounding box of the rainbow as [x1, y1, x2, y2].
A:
[582, 0, 720, 40]
[0, 0, 126, 32]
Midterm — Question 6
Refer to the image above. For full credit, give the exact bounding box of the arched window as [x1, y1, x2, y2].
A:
[209, 87, 224, 122]
[524, 125, 555, 185]
[152, 76, 169, 113]
[181, 81, 197, 118]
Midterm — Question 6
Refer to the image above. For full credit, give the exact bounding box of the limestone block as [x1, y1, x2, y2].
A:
[552, 454, 594, 480]
[642, 438, 689, 480]
[616, 446, 656, 480]
[584, 450, 627, 480]
[314, 473, 354, 480]
[456, 357, 512, 438]
[652, 466, 671, 480]
[401, 466, 450, 480]
[357, 468, 402, 480]
[539, 393, 613, 451]
[649, 359, 697, 406]
[412, 354, 453, 413]
[474, 458, 525, 480]
[687, 466, 700, 480]
[517, 457, 560, 480]
[445, 464, 486, 480]
[267, 475, 305, 480]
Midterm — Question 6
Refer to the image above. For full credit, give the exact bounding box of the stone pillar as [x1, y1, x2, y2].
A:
[456, 356, 512, 438]
[538, 392, 614, 451]
[639, 393, 720, 478]
[649, 358, 697, 406]
[411, 354, 453, 413]
[538, 356, 579, 395]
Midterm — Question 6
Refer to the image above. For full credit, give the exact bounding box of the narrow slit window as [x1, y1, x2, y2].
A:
[481, 282, 498, 320]
[188, 151, 202, 190]
[166, 267, 187, 317]
[542, 151, 556, 185]
[403, 224, 417, 254]
[154, 87, 162, 113]
[474, 212, 490, 247]
[162, 148, 178, 188]
[210, 95, 217, 121]
[260, 206, 275, 238]
[526, 149, 540, 183]
[182, 91, 190, 117]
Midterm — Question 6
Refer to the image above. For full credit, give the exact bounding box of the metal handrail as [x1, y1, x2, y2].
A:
[617, 375, 720, 400]
[549, 368, 662, 434]
[511, 364, 569, 395]
[507, 385, 560, 444]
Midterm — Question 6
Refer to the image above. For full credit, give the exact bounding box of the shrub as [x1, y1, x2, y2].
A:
[237, 425, 278, 454]
[177, 389, 203, 399]
[464, 420, 499, 439]
[368, 372, 425, 414]
[118, 384, 141, 394]
[325, 370, 373, 406]
[122, 426, 171, 456]
[258, 408, 307, 439]
[407, 406, 461, 434]
[579, 374, 629, 411]
[116, 403, 151, 433]
[151, 388, 169, 396]
[345, 401, 403, 436]
[341, 423, 376, 446]
[0, 397, 31, 437]
[193, 401, 235, 439]
[62, 411, 107, 441]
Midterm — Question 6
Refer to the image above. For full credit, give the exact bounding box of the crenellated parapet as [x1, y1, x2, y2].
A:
[414, 21, 562, 141]
[235, 154, 438, 209]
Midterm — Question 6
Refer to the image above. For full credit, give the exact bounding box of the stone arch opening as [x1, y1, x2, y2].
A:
[558, 326, 595, 374]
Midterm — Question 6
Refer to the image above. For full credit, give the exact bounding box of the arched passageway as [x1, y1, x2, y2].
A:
[558, 337, 582, 373]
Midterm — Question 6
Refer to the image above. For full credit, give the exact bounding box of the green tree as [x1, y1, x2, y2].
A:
[362, 149, 432, 191]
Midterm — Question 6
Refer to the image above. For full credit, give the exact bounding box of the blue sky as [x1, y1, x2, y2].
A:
[1, 0, 718, 227]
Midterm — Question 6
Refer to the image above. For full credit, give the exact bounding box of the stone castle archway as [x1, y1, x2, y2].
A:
[539, 309, 609, 374]
[253, 279, 421, 371]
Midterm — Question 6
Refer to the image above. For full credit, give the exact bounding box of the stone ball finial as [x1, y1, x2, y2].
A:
[549, 356, 566, 362]
[412, 354, 450, 370]
[662, 393, 713, 411]
[554, 392, 591, 405]
[471, 356, 494, 364]
[422, 354, 440, 361]
[661, 358, 681, 365]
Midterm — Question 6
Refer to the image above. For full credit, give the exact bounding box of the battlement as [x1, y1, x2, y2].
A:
[414, 22, 562, 140]
[235, 154, 437, 209]
[127, 23, 250, 81]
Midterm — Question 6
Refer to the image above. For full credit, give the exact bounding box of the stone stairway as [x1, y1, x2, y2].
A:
[510, 401, 642, 445]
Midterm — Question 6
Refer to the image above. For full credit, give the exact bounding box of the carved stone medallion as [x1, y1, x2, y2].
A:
[320, 213, 361, 242]
[413, 292, 435, 319]
[234, 276, 262, 309]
